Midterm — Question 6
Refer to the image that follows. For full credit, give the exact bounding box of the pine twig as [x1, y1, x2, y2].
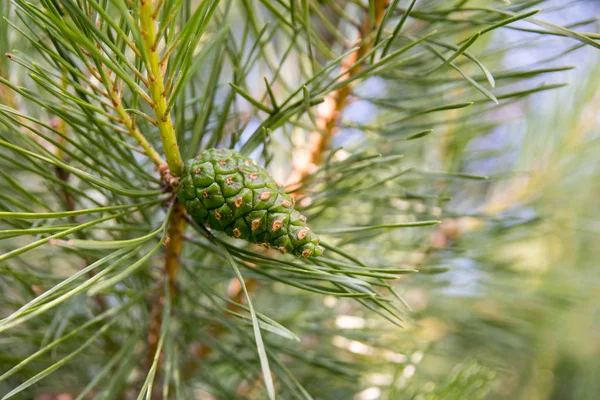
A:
[288, 0, 390, 189]
[136, 0, 186, 387]
[165, 201, 187, 295]
[139, 0, 184, 177]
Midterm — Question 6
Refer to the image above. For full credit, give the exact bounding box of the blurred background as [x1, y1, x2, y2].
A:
[360, 6, 600, 400]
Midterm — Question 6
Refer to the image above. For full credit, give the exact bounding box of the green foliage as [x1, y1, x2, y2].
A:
[0, 0, 598, 399]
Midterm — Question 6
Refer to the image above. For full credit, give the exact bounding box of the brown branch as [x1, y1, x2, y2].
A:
[288, 0, 390, 189]
[165, 201, 187, 295]
[146, 200, 186, 392]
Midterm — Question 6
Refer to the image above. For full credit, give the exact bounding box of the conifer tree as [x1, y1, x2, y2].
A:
[0, 0, 598, 399]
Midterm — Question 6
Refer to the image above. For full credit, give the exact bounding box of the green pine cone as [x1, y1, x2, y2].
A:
[177, 148, 323, 258]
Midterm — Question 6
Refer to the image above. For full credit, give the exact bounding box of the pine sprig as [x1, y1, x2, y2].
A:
[0, 0, 598, 399]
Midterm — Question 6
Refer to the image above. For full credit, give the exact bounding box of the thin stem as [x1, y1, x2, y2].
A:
[108, 80, 165, 169]
[138, 0, 184, 176]
[287, 0, 389, 190]
[137, 1, 186, 387]
[165, 201, 186, 295]
[146, 200, 185, 393]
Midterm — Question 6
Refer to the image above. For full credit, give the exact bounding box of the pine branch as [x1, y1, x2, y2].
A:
[0, 0, 598, 398]
[135, 0, 188, 387]
[288, 0, 390, 190]
[138, 0, 184, 177]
